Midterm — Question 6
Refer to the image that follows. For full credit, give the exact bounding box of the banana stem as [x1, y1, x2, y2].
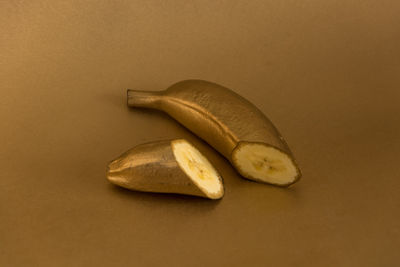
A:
[127, 89, 163, 108]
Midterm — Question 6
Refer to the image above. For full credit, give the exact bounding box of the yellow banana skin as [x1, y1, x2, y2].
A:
[107, 139, 224, 199]
[127, 80, 301, 186]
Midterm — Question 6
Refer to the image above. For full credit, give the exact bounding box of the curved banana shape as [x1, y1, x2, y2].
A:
[127, 80, 301, 186]
[107, 139, 224, 199]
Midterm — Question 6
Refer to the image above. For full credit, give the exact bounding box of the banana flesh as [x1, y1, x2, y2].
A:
[173, 140, 222, 196]
[232, 142, 298, 185]
[127, 80, 301, 186]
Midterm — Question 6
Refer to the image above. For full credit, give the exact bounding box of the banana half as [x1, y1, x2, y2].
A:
[127, 80, 301, 186]
[107, 139, 224, 199]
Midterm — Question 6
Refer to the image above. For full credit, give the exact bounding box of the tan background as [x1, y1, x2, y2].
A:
[1, 1, 399, 266]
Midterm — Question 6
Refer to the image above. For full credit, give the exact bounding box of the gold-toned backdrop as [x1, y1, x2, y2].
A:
[1, 1, 399, 266]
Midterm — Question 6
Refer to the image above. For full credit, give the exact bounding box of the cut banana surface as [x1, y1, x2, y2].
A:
[172, 140, 223, 199]
[232, 142, 299, 185]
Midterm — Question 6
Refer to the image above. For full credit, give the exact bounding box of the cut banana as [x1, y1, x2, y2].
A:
[107, 139, 224, 199]
[127, 80, 301, 186]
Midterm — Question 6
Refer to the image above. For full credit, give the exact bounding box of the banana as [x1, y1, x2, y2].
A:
[107, 139, 224, 199]
[127, 80, 301, 186]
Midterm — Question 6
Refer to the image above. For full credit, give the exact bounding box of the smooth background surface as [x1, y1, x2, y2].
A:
[1, 1, 399, 266]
